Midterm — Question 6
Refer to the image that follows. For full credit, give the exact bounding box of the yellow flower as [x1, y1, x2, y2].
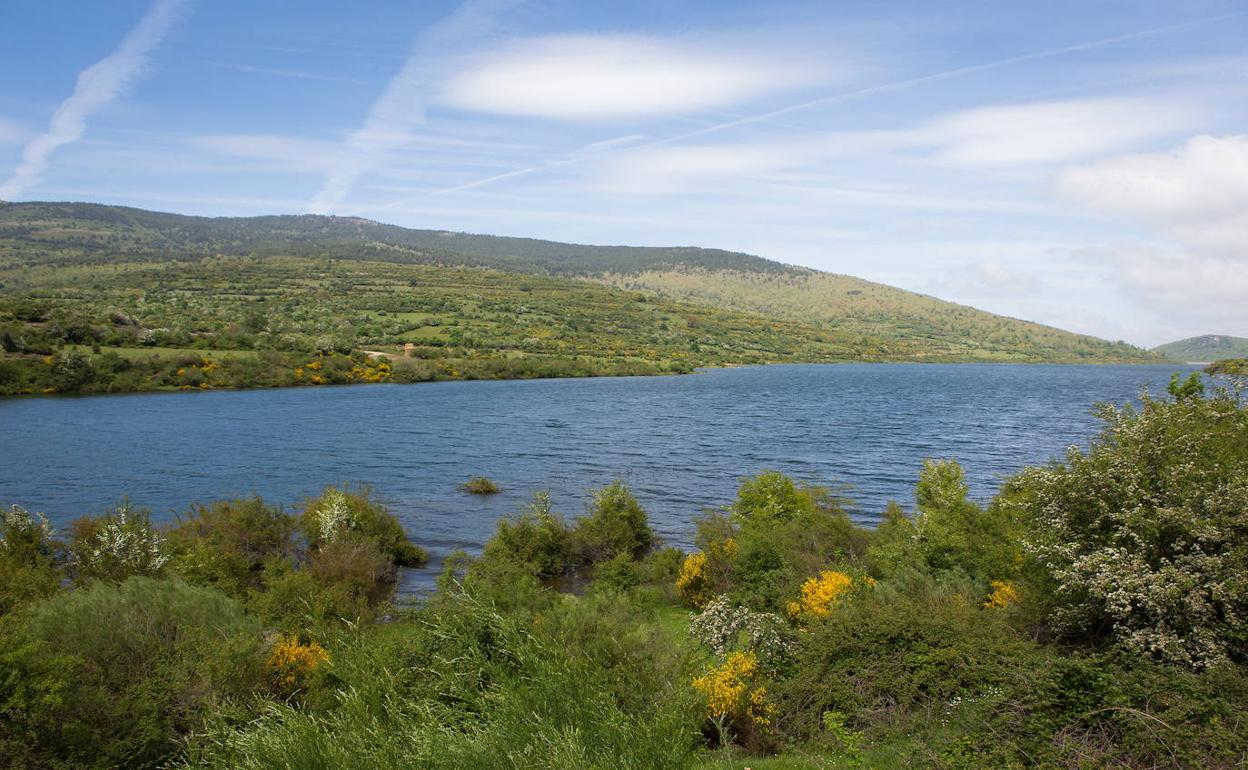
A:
[676, 551, 712, 609]
[310, 374, 325, 384]
[787, 570, 855, 620]
[984, 580, 1021, 609]
[176, 368, 186, 377]
[307, 360, 322, 371]
[266, 635, 329, 689]
[692, 651, 776, 727]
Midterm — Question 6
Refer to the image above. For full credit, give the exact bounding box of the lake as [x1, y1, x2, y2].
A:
[0, 363, 1195, 576]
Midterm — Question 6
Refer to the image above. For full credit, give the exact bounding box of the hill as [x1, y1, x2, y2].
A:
[1153, 334, 1248, 362]
[0, 201, 1157, 396]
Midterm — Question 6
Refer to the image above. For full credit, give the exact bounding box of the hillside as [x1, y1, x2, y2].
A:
[0, 201, 1156, 397]
[1153, 334, 1248, 362]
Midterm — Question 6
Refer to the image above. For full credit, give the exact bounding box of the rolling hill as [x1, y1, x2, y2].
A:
[1153, 334, 1248, 362]
[0, 200, 1156, 396]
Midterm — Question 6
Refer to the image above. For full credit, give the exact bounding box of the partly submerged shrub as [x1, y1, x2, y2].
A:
[480, 492, 573, 579]
[301, 486, 426, 568]
[459, 476, 501, 495]
[572, 481, 655, 563]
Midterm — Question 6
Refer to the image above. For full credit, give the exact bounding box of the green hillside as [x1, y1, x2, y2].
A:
[0, 201, 1157, 396]
[1153, 334, 1248, 362]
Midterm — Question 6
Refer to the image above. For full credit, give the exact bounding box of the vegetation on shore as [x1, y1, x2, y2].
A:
[0, 201, 1158, 397]
[2, 374, 1245, 768]
[1208, 358, 1248, 376]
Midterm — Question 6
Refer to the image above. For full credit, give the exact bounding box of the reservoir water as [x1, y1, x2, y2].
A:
[0, 363, 1197, 569]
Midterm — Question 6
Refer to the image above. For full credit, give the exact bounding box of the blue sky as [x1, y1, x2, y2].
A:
[2, 0, 1246, 346]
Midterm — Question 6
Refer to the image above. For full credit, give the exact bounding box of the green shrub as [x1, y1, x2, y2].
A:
[67, 502, 169, 583]
[252, 539, 396, 629]
[1005, 384, 1248, 668]
[180, 593, 702, 770]
[300, 486, 427, 568]
[0, 505, 62, 616]
[480, 492, 573, 579]
[572, 481, 655, 563]
[0, 577, 263, 770]
[459, 476, 501, 495]
[165, 496, 296, 598]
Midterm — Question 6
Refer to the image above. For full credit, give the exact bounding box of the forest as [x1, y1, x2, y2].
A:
[2, 373, 1245, 769]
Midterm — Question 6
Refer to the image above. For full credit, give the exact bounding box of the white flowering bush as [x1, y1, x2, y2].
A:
[312, 489, 357, 545]
[69, 502, 168, 582]
[1006, 378, 1248, 668]
[2, 504, 56, 556]
[691, 594, 795, 666]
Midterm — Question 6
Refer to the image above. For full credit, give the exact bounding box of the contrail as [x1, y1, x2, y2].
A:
[309, 0, 520, 214]
[415, 10, 1241, 198]
[0, 0, 191, 201]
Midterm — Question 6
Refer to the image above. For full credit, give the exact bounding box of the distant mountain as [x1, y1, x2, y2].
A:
[1153, 335, 1248, 362]
[0, 200, 1156, 363]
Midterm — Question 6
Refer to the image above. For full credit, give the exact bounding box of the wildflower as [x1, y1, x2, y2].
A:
[693, 650, 776, 728]
[267, 635, 329, 689]
[786, 570, 855, 620]
[676, 551, 712, 608]
[691, 595, 794, 665]
[983, 580, 1021, 609]
[312, 489, 356, 544]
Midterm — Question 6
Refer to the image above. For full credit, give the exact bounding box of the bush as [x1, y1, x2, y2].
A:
[1006, 383, 1248, 668]
[67, 502, 169, 583]
[0, 577, 263, 769]
[479, 492, 573, 580]
[459, 476, 501, 495]
[0, 505, 62, 616]
[572, 481, 655, 563]
[300, 486, 427, 568]
[165, 496, 296, 598]
[180, 592, 703, 770]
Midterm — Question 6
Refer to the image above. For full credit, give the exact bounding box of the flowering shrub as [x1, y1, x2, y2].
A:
[1008, 383, 1248, 668]
[68, 503, 168, 582]
[983, 580, 1021, 609]
[691, 595, 794, 666]
[786, 570, 856, 620]
[311, 489, 357, 545]
[677, 552, 712, 608]
[1, 504, 56, 556]
[692, 650, 777, 745]
[266, 634, 329, 690]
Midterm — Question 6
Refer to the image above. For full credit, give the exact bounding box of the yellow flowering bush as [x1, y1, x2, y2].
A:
[693, 650, 777, 744]
[983, 580, 1021, 609]
[677, 552, 712, 608]
[266, 634, 329, 689]
[786, 570, 858, 620]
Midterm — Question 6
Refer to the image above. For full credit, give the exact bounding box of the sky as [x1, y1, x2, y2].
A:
[1, 1, 1246, 347]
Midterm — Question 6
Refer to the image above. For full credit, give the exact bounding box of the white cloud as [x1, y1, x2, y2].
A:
[310, 0, 517, 214]
[0, 0, 189, 200]
[920, 97, 1203, 166]
[1057, 135, 1248, 333]
[438, 35, 811, 120]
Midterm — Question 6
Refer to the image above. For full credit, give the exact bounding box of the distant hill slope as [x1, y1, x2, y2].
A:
[1153, 335, 1248, 362]
[0, 201, 1155, 363]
